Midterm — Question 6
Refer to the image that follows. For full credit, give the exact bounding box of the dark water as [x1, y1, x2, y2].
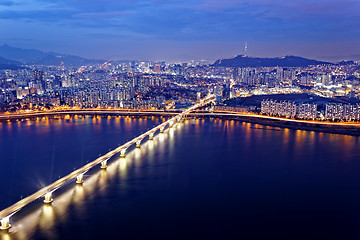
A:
[1, 117, 360, 240]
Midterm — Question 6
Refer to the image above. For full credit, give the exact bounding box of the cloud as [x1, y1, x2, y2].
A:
[0, 0, 14, 6]
[0, 0, 359, 60]
[73, 11, 130, 19]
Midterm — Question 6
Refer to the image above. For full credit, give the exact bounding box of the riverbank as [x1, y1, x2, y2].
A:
[1, 110, 360, 136]
[193, 111, 360, 136]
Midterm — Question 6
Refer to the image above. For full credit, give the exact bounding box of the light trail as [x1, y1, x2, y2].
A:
[0, 110, 179, 121]
[2, 108, 360, 127]
[202, 111, 360, 126]
[0, 95, 215, 227]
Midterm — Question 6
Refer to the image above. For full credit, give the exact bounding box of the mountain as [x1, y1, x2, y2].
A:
[0, 44, 104, 67]
[34, 55, 98, 66]
[336, 60, 356, 66]
[0, 44, 51, 61]
[0, 56, 23, 70]
[317, 54, 360, 62]
[213, 55, 331, 68]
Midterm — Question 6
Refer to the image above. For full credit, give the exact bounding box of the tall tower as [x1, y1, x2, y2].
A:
[244, 42, 248, 56]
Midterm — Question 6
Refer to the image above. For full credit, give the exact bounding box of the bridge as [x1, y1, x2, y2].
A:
[0, 109, 181, 122]
[0, 95, 215, 230]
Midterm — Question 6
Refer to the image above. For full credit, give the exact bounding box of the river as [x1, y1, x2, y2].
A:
[1, 116, 360, 239]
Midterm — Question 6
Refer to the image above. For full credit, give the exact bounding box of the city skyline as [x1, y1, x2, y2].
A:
[1, 0, 360, 61]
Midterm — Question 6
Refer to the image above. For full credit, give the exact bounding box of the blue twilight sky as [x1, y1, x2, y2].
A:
[0, 0, 359, 61]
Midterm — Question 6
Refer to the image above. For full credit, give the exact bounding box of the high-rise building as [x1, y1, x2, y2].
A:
[297, 103, 317, 120]
[33, 70, 46, 92]
[33, 70, 44, 82]
[322, 74, 332, 86]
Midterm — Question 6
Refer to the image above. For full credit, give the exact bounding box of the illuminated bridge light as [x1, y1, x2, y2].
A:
[101, 160, 108, 169]
[149, 133, 154, 140]
[76, 173, 84, 184]
[0, 217, 11, 230]
[160, 127, 165, 133]
[136, 140, 142, 148]
[43, 192, 53, 204]
[120, 149, 127, 158]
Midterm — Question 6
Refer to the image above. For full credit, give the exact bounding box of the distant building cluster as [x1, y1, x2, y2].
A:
[0, 65, 204, 112]
[261, 99, 317, 120]
[325, 104, 360, 121]
[261, 99, 360, 121]
[260, 99, 297, 118]
[297, 103, 317, 120]
[1, 55, 360, 114]
[233, 67, 295, 87]
[213, 106, 247, 113]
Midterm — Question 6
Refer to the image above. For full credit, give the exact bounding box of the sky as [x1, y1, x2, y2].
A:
[0, 0, 359, 61]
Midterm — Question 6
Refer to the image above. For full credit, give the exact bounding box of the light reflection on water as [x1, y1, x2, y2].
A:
[1, 120, 183, 240]
[118, 158, 127, 180]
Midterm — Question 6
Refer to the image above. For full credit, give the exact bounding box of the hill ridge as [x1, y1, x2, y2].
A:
[213, 55, 331, 68]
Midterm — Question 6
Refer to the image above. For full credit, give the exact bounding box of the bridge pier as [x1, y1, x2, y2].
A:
[101, 160, 108, 169]
[169, 121, 174, 128]
[0, 217, 11, 230]
[136, 140, 141, 148]
[149, 133, 154, 140]
[76, 174, 84, 184]
[160, 127, 165, 133]
[175, 117, 182, 126]
[120, 149, 127, 158]
[44, 192, 53, 204]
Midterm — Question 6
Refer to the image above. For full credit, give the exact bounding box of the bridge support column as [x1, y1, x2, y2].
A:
[101, 160, 108, 169]
[176, 117, 182, 126]
[136, 140, 141, 148]
[149, 133, 154, 140]
[160, 127, 164, 133]
[169, 121, 174, 128]
[120, 149, 127, 158]
[76, 174, 84, 184]
[44, 192, 53, 204]
[0, 217, 11, 230]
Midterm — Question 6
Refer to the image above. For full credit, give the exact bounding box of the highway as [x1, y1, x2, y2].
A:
[0, 95, 215, 226]
[0, 109, 179, 121]
[195, 111, 360, 126]
[1, 108, 360, 127]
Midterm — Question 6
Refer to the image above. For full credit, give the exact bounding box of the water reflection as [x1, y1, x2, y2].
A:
[38, 205, 55, 239]
[6, 158, 125, 239]
[134, 148, 142, 168]
[72, 185, 85, 216]
[98, 169, 109, 195]
[2, 115, 179, 239]
[1, 232, 11, 240]
[119, 158, 127, 180]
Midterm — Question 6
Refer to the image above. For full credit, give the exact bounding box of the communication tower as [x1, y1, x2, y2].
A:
[244, 42, 248, 56]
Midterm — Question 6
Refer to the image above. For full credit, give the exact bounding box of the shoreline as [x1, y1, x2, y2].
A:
[1, 110, 360, 136]
[193, 112, 360, 136]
